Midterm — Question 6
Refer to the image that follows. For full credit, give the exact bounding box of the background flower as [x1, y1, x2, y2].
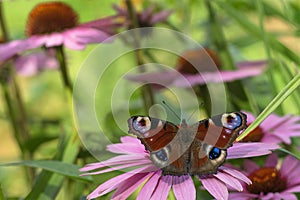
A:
[125, 48, 267, 88]
[80, 136, 279, 200]
[229, 153, 300, 200]
[241, 111, 300, 144]
[0, 2, 121, 62]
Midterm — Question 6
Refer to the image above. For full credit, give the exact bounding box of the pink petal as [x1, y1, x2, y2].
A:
[137, 171, 162, 200]
[285, 185, 300, 193]
[273, 193, 298, 200]
[229, 192, 259, 200]
[176, 62, 266, 86]
[200, 177, 228, 200]
[121, 136, 142, 144]
[86, 165, 156, 199]
[264, 153, 278, 168]
[243, 160, 259, 174]
[150, 175, 172, 200]
[106, 143, 146, 154]
[80, 154, 149, 172]
[125, 71, 180, 86]
[44, 33, 63, 47]
[260, 135, 283, 144]
[219, 166, 251, 185]
[111, 172, 154, 200]
[0, 36, 46, 61]
[83, 161, 153, 176]
[66, 27, 111, 44]
[173, 175, 195, 200]
[280, 156, 300, 179]
[213, 172, 243, 191]
[227, 143, 279, 159]
[150, 10, 173, 24]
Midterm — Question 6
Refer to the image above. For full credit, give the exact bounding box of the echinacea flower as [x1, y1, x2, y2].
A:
[241, 111, 300, 144]
[0, 1, 121, 62]
[125, 48, 267, 87]
[14, 49, 58, 76]
[80, 136, 279, 200]
[229, 153, 300, 200]
[114, 4, 172, 29]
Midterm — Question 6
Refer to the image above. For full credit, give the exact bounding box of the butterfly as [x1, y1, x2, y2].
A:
[127, 112, 247, 176]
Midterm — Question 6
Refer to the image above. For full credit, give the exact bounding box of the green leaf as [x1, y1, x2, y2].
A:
[214, 1, 300, 65]
[0, 160, 92, 182]
[237, 73, 300, 141]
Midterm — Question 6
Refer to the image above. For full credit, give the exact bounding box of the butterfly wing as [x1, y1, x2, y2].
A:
[189, 112, 247, 175]
[128, 116, 190, 174]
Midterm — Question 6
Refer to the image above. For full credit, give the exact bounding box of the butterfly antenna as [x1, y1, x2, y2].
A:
[162, 101, 181, 121]
[187, 108, 199, 122]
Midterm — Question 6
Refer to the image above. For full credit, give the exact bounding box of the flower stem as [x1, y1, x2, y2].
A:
[125, 0, 155, 113]
[0, 2, 8, 41]
[55, 46, 73, 94]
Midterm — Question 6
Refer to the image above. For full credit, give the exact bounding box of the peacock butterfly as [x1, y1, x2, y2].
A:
[128, 112, 247, 176]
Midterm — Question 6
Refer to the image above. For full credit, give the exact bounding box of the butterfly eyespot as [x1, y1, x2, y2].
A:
[222, 113, 242, 130]
[154, 149, 168, 161]
[132, 117, 151, 134]
[209, 147, 221, 160]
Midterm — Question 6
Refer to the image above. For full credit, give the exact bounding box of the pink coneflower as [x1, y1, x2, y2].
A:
[229, 153, 300, 200]
[0, 2, 121, 62]
[125, 48, 267, 87]
[80, 136, 279, 200]
[241, 111, 300, 144]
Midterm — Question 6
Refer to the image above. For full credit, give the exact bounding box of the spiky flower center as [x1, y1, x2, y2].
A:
[176, 48, 222, 74]
[246, 167, 287, 194]
[26, 2, 78, 36]
[241, 125, 264, 142]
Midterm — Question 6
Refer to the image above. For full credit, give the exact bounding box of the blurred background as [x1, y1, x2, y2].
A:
[0, 0, 299, 199]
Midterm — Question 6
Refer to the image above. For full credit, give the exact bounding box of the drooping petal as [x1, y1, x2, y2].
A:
[150, 175, 172, 200]
[200, 176, 228, 200]
[83, 161, 153, 176]
[111, 172, 154, 200]
[213, 172, 243, 191]
[44, 33, 64, 47]
[227, 143, 279, 159]
[284, 185, 300, 193]
[86, 165, 156, 199]
[150, 10, 173, 24]
[137, 171, 162, 200]
[273, 192, 298, 200]
[80, 154, 150, 172]
[264, 153, 278, 168]
[280, 156, 300, 180]
[229, 192, 259, 200]
[243, 160, 259, 174]
[14, 50, 58, 76]
[219, 166, 251, 185]
[173, 175, 196, 200]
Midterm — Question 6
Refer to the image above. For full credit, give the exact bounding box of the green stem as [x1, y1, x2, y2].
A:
[55, 46, 73, 94]
[125, 0, 155, 113]
[0, 2, 8, 41]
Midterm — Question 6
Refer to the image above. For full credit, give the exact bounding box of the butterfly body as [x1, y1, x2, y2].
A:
[128, 112, 247, 176]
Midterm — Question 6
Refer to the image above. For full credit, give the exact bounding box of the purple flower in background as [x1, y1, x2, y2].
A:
[0, 2, 121, 62]
[80, 136, 278, 200]
[114, 4, 172, 29]
[229, 153, 300, 200]
[125, 48, 267, 87]
[14, 49, 58, 76]
[241, 111, 300, 144]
